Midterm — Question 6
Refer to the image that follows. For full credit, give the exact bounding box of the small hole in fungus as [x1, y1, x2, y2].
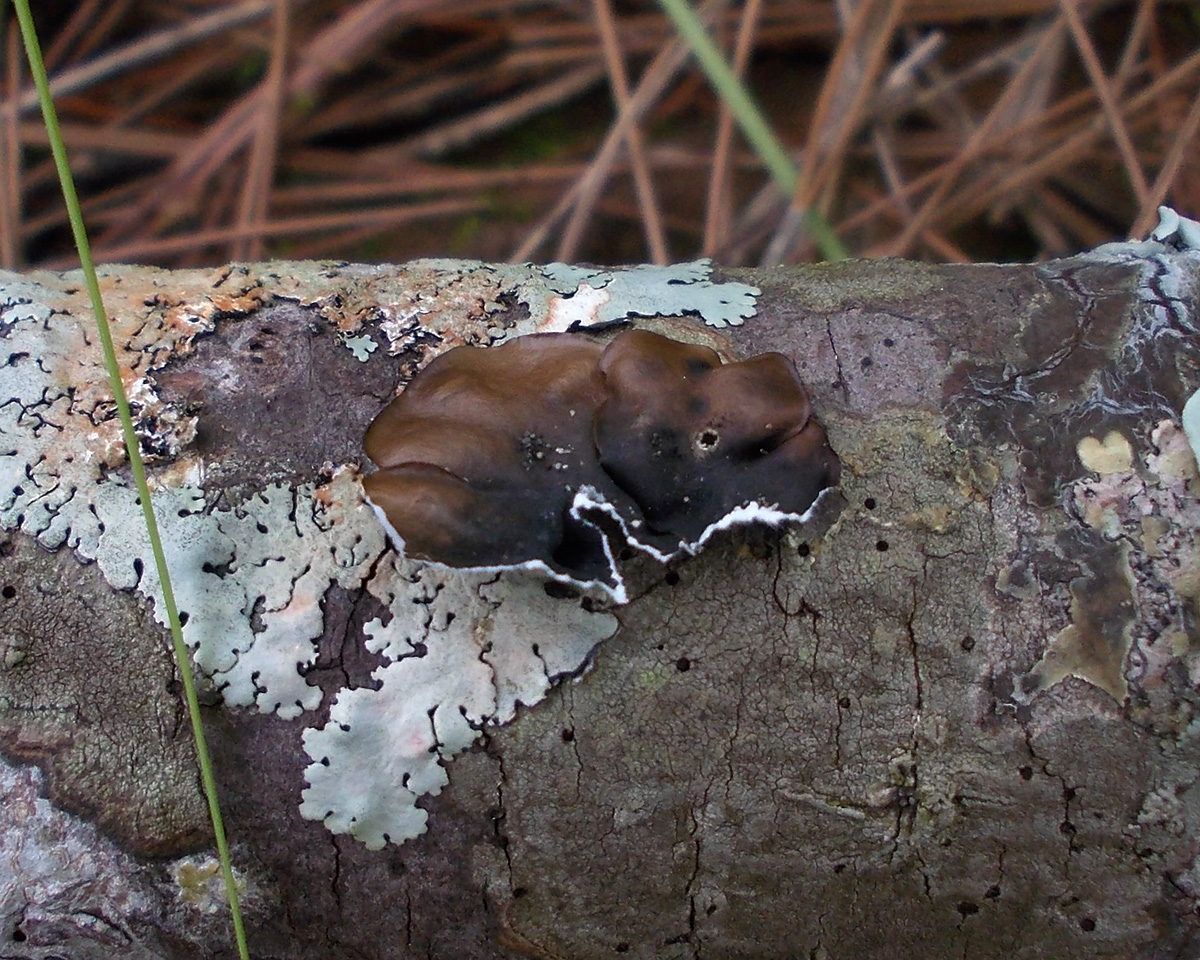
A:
[1080, 918, 1095, 932]
[561, 728, 575, 743]
[797, 543, 810, 557]
[1, 585, 14, 599]
[961, 636, 975, 651]
[957, 901, 979, 917]
[664, 570, 680, 586]
[1019, 766, 1033, 780]
[875, 539, 889, 551]
[675, 657, 691, 672]
[863, 497, 877, 510]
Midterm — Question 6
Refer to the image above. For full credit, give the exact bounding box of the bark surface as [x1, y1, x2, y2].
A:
[2, 247, 1199, 960]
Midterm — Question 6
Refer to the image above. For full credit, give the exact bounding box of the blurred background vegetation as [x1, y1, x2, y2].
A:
[3, 0, 1199, 269]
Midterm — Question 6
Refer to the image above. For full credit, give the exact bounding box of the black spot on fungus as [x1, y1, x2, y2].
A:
[363, 329, 840, 586]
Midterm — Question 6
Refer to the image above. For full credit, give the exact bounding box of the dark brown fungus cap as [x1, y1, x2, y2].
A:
[594, 330, 840, 545]
[363, 329, 840, 589]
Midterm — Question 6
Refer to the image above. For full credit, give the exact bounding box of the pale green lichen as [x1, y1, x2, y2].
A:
[341, 333, 378, 360]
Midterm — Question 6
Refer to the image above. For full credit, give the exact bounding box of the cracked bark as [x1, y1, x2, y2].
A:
[3, 251, 1200, 960]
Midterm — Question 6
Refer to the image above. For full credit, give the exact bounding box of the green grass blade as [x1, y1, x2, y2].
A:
[11, 4, 250, 957]
[655, 0, 848, 260]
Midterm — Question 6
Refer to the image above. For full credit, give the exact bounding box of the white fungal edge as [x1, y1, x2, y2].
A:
[568, 484, 834, 565]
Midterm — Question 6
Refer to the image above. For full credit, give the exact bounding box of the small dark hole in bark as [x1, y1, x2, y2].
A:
[985, 885, 1001, 899]
[957, 902, 979, 917]
[860, 356, 873, 370]
[1080, 918, 1095, 932]
[797, 543, 810, 557]
[561, 728, 575, 743]
[675, 657, 691, 672]
[875, 539, 889, 551]
[1060, 821, 1076, 836]
[883, 337, 895, 347]
[615, 944, 630, 953]
[833, 864, 846, 874]
[543, 581, 578, 599]
[1019, 766, 1033, 780]
[513, 887, 528, 899]
[11, 928, 26, 942]
[838, 696, 851, 709]
[961, 636, 975, 651]
[863, 497, 876, 510]
[664, 570, 680, 586]
[1, 585, 14, 599]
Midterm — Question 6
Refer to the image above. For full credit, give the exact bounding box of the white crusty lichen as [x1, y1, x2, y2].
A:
[537, 259, 759, 329]
[301, 257, 760, 365]
[3, 258, 760, 846]
[300, 568, 614, 848]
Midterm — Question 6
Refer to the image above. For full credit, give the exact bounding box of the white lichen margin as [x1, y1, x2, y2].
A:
[1, 259, 757, 847]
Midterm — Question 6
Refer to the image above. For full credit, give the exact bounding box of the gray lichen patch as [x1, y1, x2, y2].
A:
[301, 567, 615, 849]
[1017, 540, 1137, 701]
[268, 258, 759, 374]
[1016, 419, 1200, 718]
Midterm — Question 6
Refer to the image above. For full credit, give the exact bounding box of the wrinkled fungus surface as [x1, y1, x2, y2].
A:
[363, 329, 841, 594]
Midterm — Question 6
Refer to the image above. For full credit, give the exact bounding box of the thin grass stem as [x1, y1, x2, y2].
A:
[10, 4, 250, 958]
[655, 0, 847, 260]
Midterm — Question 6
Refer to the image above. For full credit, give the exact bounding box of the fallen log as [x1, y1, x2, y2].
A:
[2, 220, 1199, 959]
